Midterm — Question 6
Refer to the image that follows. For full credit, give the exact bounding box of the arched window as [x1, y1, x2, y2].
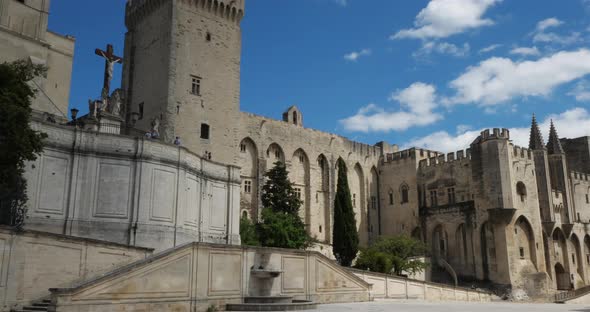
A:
[241, 210, 248, 219]
[293, 111, 298, 125]
[389, 190, 394, 205]
[517, 182, 527, 202]
[401, 184, 409, 204]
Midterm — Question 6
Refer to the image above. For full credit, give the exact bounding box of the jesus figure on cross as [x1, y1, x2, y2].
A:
[95, 44, 123, 100]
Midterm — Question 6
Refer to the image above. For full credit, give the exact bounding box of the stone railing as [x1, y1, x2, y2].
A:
[48, 243, 371, 312]
[349, 268, 497, 302]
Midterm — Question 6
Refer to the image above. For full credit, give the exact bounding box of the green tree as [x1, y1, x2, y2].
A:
[239, 215, 260, 246]
[332, 158, 359, 266]
[0, 60, 47, 228]
[257, 208, 309, 249]
[355, 235, 428, 275]
[257, 161, 310, 249]
[261, 161, 302, 215]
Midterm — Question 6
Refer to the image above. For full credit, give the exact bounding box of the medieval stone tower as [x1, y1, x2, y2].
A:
[122, 0, 245, 165]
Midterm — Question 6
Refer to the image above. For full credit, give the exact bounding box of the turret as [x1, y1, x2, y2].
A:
[123, 0, 245, 165]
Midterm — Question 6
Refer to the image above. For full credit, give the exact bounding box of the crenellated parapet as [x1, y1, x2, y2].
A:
[382, 148, 441, 165]
[478, 128, 510, 142]
[571, 171, 590, 182]
[511, 145, 533, 160]
[126, 0, 245, 28]
[418, 148, 472, 168]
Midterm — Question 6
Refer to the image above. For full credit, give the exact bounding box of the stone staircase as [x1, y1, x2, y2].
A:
[226, 296, 317, 311]
[11, 299, 52, 312]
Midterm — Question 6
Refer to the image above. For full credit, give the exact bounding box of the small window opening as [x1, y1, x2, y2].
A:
[430, 190, 437, 207]
[401, 185, 409, 204]
[389, 192, 394, 205]
[242, 211, 248, 219]
[299, 154, 304, 163]
[206, 32, 212, 41]
[200, 123, 210, 139]
[139, 102, 144, 120]
[586, 194, 589, 204]
[294, 188, 302, 200]
[240, 143, 246, 152]
[244, 180, 252, 193]
[353, 194, 356, 208]
[191, 76, 201, 95]
[319, 225, 322, 233]
[447, 187, 456, 204]
[519, 247, 525, 259]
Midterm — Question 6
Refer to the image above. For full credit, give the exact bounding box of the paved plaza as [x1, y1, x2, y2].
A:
[317, 300, 590, 312]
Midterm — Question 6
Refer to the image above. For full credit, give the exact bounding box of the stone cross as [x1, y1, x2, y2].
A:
[95, 44, 123, 99]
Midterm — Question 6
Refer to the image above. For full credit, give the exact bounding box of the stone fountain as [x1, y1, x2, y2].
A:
[226, 253, 316, 311]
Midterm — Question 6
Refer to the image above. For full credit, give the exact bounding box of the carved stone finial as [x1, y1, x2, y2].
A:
[529, 113, 545, 150]
[547, 120, 564, 155]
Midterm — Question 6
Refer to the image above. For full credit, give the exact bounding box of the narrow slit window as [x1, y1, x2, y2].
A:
[191, 76, 201, 95]
[200, 123, 210, 139]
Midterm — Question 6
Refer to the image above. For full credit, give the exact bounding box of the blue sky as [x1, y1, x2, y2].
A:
[49, 0, 590, 152]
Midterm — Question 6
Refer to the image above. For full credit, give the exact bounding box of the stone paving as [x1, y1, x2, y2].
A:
[316, 300, 590, 312]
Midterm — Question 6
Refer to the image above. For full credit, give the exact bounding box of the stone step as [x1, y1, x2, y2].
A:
[244, 296, 294, 304]
[226, 300, 317, 311]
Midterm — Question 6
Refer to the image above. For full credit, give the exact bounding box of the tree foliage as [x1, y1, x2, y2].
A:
[257, 208, 310, 249]
[332, 158, 359, 266]
[355, 235, 428, 275]
[0, 60, 47, 227]
[245, 161, 310, 249]
[239, 215, 259, 246]
[261, 161, 302, 215]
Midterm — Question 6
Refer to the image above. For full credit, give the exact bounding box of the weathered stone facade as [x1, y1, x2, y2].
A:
[0, 0, 75, 121]
[9, 0, 590, 300]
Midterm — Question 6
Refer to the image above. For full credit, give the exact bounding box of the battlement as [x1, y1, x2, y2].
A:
[383, 148, 442, 165]
[126, 0, 245, 28]
[479, 128, 510, 141]
[418, 149, 472, 168]
[571, 171, 590, 182]
[512, 145, 533, 160]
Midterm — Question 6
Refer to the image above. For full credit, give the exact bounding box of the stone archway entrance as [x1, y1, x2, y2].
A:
[555, 263, 571, 290]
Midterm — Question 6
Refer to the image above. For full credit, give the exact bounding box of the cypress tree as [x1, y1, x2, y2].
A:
[332, 158, 359, 266]
[257, 161, 310, 249]
[261, 161, 302, 215]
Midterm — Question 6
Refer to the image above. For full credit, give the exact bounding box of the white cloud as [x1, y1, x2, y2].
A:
[403, 108, 590, 152]
[392, 0, 502, 40]
[340, 82, 442, 132]
[532, 17, 581, 45]
[415, 42, 471, 57]
[509, 46, 540, 56]
[568, 80, 590, 101]
[479, 44, 502, 54]
[344, 49, 371, 61]
[536, 17, 563, 32]
[444, 49, 590, 106]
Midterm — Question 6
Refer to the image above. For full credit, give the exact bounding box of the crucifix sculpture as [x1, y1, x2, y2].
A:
[95, 44, 123, 99]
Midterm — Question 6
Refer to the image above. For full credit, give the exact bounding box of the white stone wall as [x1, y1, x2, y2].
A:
[23, 121, 241, 252]
[0, 227, 152, 311]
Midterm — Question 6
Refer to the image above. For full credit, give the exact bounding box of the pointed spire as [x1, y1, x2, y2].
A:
[529, 113, 545, 150]
[547, 120, 564, 154]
